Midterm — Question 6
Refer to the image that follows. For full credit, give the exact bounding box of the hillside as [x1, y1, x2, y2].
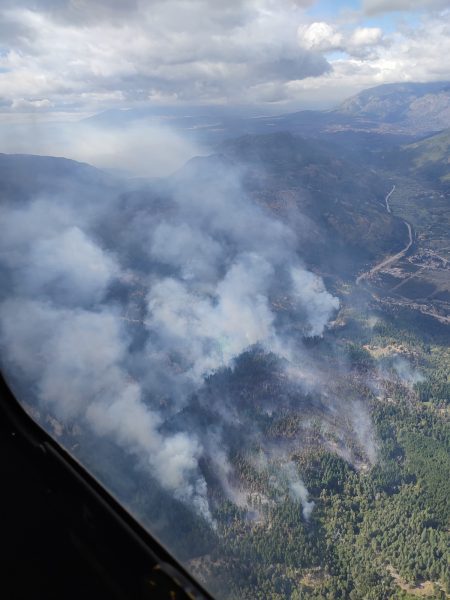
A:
[400, 128, 450, 187]
[0, 153, 119, 204]
[216, 132, 405, 269]
[337, 81, 450, 133]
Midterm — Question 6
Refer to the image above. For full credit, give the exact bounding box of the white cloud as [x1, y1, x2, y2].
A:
[0, 1, 329, 112]
[363, 0, 449, 15]
[349, 27, 384, 47]
[298, 22, 344, 52]
[298, 22, 384, 56]
[11, 98, 54, 111]
[0, 1, 448, 115]
[292, 11, 450, 106]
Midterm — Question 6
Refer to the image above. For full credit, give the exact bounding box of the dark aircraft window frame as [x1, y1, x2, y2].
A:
[0, 371, 213, 600]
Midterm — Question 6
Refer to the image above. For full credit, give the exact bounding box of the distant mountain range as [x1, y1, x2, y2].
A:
[84, 81, 450, 146]
[337, 81, 450, 131]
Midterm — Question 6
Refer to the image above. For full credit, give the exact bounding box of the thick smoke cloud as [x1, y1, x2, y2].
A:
[0, 149, 361, 529]
[0, 295, 212, 520]
[0, 189, 210, 519]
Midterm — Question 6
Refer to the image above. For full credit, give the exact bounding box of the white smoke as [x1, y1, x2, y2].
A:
[146, 253, 277, 383]
[0, 150, 340, 524]
[0, 121, 204, 178]
[391, 356, 425, 387]
[150, 222, 223, 283]
[349, 400, 378, 465]
[290, 267, 340, 337]
[0, 297, 213, 522]
[284, 461, 315, 520]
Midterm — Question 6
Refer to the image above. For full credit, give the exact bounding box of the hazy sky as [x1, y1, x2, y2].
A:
[0, 0, 449, 121]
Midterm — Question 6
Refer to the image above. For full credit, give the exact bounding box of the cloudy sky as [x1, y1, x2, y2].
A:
[0, 0, 448, 122]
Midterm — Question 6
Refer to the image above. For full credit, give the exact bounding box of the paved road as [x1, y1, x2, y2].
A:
[384, 184, 396, 213]
[356, 185, 413, 285]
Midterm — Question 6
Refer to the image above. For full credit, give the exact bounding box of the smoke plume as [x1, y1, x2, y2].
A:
[0, 146, 376, 536]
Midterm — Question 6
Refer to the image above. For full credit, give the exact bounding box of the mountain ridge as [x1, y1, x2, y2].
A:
[83, 81, 450, 142]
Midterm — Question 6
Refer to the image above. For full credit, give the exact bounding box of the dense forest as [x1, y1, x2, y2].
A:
[183, 311, 450, 600]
